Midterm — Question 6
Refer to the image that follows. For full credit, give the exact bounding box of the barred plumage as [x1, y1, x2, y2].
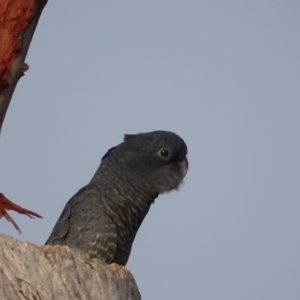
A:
[45, 131, 188, 265]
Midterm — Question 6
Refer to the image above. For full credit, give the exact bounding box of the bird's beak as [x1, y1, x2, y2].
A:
[179, 157, 188, 179]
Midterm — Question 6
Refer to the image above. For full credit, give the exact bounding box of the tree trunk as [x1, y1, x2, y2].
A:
[0, 234, 141, 300]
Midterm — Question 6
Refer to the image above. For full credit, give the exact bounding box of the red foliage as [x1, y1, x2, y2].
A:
[0, 193, 42, 233]
[0, 0, 35, 92]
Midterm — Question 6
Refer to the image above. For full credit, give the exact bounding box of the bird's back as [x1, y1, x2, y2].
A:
[45, 185, 120, 263]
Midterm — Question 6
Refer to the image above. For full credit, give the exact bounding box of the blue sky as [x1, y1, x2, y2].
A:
[1, 1, 299, 299]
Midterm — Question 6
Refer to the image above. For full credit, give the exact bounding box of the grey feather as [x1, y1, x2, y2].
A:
[45, 131, 188, 265]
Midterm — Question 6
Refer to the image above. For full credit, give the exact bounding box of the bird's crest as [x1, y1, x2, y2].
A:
[124, 134, 136, 142]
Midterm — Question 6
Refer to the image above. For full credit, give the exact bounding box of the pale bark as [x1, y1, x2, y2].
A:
[0, 234, 141, 300]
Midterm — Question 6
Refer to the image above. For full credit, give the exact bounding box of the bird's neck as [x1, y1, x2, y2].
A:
[90, 164, 158, 236]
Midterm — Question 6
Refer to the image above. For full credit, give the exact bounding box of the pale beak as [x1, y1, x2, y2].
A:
[180, 157, 188, 179]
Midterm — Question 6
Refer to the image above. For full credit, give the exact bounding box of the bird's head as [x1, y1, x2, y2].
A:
[101, 131, 188, 195]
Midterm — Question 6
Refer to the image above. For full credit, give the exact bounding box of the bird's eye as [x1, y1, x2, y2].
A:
[159, 148, 170, 157]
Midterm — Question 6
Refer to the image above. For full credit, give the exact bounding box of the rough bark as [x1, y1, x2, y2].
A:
[0, 0, 47, 135]
[0, 234, 141, 300]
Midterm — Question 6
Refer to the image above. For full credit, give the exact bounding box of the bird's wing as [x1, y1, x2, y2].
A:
[45, 187, 85, 245]
[45, 187, 118, 263]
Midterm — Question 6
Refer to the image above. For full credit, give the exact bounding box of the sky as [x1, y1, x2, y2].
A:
[1, 1, 300, 299]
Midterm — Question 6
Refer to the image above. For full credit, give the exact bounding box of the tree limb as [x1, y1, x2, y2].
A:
[0, 0, 47, 135]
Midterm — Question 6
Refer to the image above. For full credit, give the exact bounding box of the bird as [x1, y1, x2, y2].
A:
[45, 130, 188, 265]
[0, 193, 42, 233]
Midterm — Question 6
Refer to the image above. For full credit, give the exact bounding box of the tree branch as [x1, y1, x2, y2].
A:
[0, 0, 47, 135]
